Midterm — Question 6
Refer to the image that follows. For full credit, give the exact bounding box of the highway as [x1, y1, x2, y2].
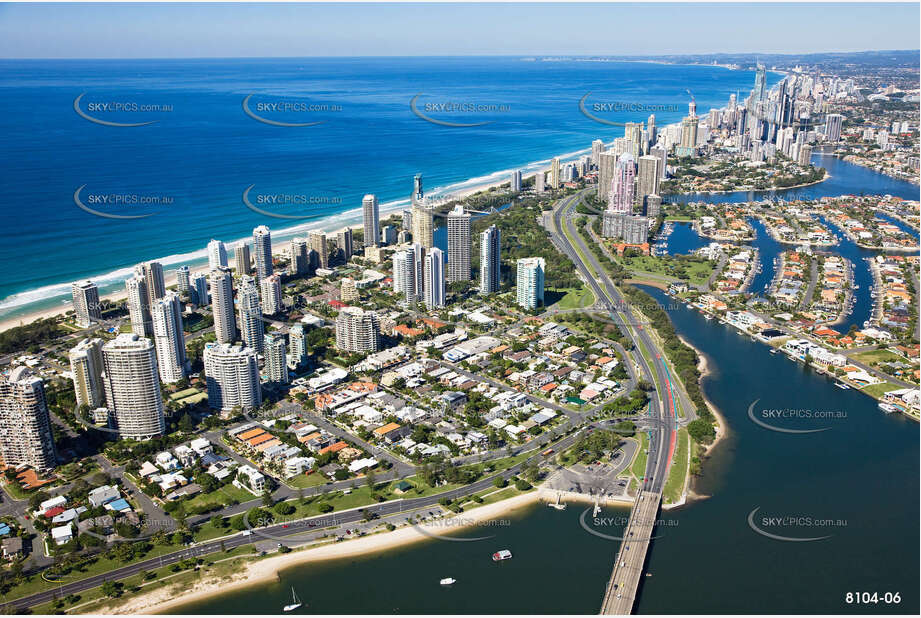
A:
[546, 190, 676, 614]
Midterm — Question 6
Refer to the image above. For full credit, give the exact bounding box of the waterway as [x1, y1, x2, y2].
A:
[174, 153, 919, 616]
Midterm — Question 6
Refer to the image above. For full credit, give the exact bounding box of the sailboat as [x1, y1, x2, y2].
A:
[283, 587, 303, 612]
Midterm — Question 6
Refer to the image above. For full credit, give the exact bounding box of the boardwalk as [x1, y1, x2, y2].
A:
[599, 490, 662, 615]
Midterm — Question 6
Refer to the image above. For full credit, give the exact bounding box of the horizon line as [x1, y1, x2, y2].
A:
[2, 49, 919, 61]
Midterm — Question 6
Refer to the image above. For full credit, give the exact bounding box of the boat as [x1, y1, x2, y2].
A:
[492, 550, 513, 562]
[878, 403, 898, 414]
[835, 383, 850, 390]
[769, 348, 778, 354]
[440, 577, 457, 586]
[283, 587, 303, 612]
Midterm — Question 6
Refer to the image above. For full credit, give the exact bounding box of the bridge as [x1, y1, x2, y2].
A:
[599, 490, 662, 614]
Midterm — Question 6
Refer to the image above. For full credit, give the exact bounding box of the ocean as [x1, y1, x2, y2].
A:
[0, 56, 771, 321]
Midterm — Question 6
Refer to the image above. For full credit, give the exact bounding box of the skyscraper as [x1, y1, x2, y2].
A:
[290, 237, 309, 276]
[209, 267, 236, 344]
[207, 239, 228, 270]
[191, 271, 209, 306]
[549, 157, 561, 189]
[237, 275, 264, 353]
[335, 307, 381, 352]
[71, 280, 101, 328]
[125, 274, 152, 337]
[176, 266, 191, 293]
[263, 334, 289, 385]
[336, 228, 353, 260]
[411, 202, 434, 248]
[649, 145, 668, 180]
[510, 170, 522, 192]
[591, 139, 604, 167]
[597, 151, 618, 201]
[824, 114, 843, 142]
[362, 194, 380, 248]
[253, 225, 273, 279]
[309, 231, 328, 269]
[69, 338, 105, 409]
[136, 262, 166, 306]
[624, 123, 643, 157]
[516, 258, 545, 310]
[534, 170, 545, 193]
[424, 247, 446, 309]
[203, 343, 261, 415]
[260, 274, 282, 315]
[412, 243, 426, 301]
[636, 155, 660, 207]
[0, 367, 56, 474]
[234, 242, 252, 276]
[446, 205, 471, 283]
[288, 324, 308, 367]
[102, 333, 165, 439]
[608, 153, 636, 215]
[340, 277, 359, 302]
[393, 249, 417, 307]
[151, 292, 188, 384]
[479, 225, 501, 295]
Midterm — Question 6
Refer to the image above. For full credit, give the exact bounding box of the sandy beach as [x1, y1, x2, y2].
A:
[95, 491, 541, 615]
[678, 334, 728, 456]
[0, 165, 551, 334]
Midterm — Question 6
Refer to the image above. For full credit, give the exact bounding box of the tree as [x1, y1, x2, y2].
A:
[101, 581, 122, 598]
[261, 492, 274, 508]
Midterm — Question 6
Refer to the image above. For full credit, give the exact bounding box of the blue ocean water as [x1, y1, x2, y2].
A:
[0, 57, 770, 320]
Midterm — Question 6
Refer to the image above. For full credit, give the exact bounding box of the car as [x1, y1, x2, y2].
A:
[242, 530, 252, 536]
[282, 524, 289, 529]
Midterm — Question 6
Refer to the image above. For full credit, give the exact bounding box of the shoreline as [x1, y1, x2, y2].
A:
[95, 491, 542, 615]
[677, 334, 728, 457]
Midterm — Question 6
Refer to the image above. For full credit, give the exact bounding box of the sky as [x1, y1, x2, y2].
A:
[0, 2, 918, 59]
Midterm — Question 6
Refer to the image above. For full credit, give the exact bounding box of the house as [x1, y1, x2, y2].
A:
[174, 445, 197, 467]
[138, 461, 159, 478]
[166, 484, 202, 501]
[51, 524, 73, 546]
[38, 495, 67, 514]
[284, 456, 317, 478]
[77, 515, 114, 536]
[190, 438, 213, 455]
[348, 458, 378, 474]
[52, 507, 86, 525]
[439, 391, 467, 410]
[105, 498, 132, 513]
[2, 537, 23, 559]
[156, 452, 180, 471]
[87, 485, 121, 508]
[207, 460, 238, 481]
[236, 465, 267, 495]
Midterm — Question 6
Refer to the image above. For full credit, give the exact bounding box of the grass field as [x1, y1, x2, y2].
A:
[630, 433, 649, 482]
[850, 349, 906, 365]
[548, 285, 595, 310]
[860, 382, 903, 399]
[663, 428, 690, 505]
[618, 255, 714, 286]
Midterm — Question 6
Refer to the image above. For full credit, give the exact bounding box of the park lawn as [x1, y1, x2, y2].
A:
[1, 480, 33, 500]
[629, 433, 649, 481]
[185, 484, 254, 511]
[550, 285, 595, 310]
[287, 472, 329, 489]
[619, 255, 714, 286]
[860, 382, 903, 399]
[663, 428, 690, 505]
[851, 349, 905, 365]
